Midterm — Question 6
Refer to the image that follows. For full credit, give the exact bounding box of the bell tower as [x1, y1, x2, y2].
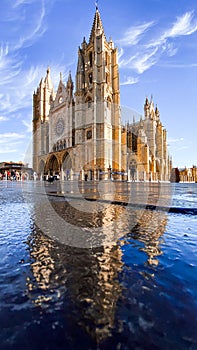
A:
[75, 6, 121, 179]
[33, 67, 54, 172]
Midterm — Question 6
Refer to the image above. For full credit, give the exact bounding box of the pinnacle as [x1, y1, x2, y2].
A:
[89, 8, 106, 43]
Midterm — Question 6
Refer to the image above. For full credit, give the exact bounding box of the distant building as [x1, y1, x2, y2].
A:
[0, 161, 33, 180]
[170, 168, 180, 183]
[179, 166, 197, 182]
[32, 7, 171, 182]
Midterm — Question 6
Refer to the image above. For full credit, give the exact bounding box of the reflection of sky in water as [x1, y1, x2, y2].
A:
[0, 182, 197, 349]
[171, 183, 197, 208]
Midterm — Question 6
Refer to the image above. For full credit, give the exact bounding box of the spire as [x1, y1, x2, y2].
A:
[68, 70, 72, 81]
[44, 66, 53, 90]
[89, 7, 106, 43]
[140, 116, 143, 127]
[67, 71, 73, 89]
[145, 97, 149, 106]
[155, 104, 160, 120]
[144, 97, 150, 119]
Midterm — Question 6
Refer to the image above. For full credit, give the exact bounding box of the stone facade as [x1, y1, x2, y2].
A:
[33, 8, 171, 181]
[179, 166, 197, 182]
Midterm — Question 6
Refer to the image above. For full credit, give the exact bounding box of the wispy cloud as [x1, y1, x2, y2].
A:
[0, 133, 25, 142]
[147, 11, 197, 49]
[13, 0, 36, 8]
[0, 1, 49, 119]
[117, 21, 155, 46]
[176, 146, 189, 151]
[0, 148, 17, 155]
[158, 62, 197, 68]
[0, 0, 71, 129]
[118, 47, 124, 62]
[13, 1, 47, 50]
[119, 47, 160, 74]
[118, 11, 197, 77]
[168, 137, 184, 143]
[0, 64, 69, 114]
[133, 48, 159, 74]
[0, 141, 26, 155]
[0, 133, 25, 155]
[0, 116, 9, 122]
[120, 76, 139, 86]
[166, 11, 197, 38]
[22, 119, 32, 133]
[0, 45, 23, 86]
[168, 137, 189, 152]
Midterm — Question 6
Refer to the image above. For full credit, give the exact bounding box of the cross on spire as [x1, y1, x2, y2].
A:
[95, 0, 98, 10]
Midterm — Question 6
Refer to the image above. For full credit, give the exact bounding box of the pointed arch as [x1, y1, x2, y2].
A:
[62, 151, 72, 180]
[45, 154, 60, 175]
[85, 94, 93, 108]
[85, 93, 93, 102]
[106, 95, 112, 109]
[62, 151, 72, 170]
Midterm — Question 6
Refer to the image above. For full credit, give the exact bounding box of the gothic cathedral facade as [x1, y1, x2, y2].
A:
[33, 8, 172, 182]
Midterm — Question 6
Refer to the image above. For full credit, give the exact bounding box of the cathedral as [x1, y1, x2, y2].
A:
[33, 7, 172, 182]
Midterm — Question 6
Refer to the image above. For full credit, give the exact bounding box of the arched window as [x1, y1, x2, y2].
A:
[89, 52, 93, 67]
[106, 73, 109, 84]
[105, 52, 108, 66]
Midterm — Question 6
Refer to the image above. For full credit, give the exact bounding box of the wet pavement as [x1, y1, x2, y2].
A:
[0, 181, 197, 349]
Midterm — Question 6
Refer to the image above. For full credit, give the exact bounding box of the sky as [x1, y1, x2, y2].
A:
[0, 0, 197, 168]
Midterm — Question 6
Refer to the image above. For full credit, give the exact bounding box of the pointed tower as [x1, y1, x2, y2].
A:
[75, 6, 121, 179]
[33, 67, 54, 172]
[144, 97, 150, 119]
[66, 71, 74, 105]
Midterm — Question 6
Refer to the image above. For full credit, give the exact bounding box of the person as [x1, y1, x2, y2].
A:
[48, 175, 54, 183]
[85, 173, 88, 181]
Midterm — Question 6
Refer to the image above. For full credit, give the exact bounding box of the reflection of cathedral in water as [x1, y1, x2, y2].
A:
[27, 230, 123, 343]
[128, 209, 168, 266]
[33, 7, 172, 182]
[26, 195, 168, 344]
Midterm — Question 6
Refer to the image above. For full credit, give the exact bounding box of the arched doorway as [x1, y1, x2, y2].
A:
[62, 152, 72, 180]
[45, 155, 60, 176]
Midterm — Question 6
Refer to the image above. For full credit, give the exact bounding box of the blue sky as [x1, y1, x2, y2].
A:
[0, 0, 197, 168]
